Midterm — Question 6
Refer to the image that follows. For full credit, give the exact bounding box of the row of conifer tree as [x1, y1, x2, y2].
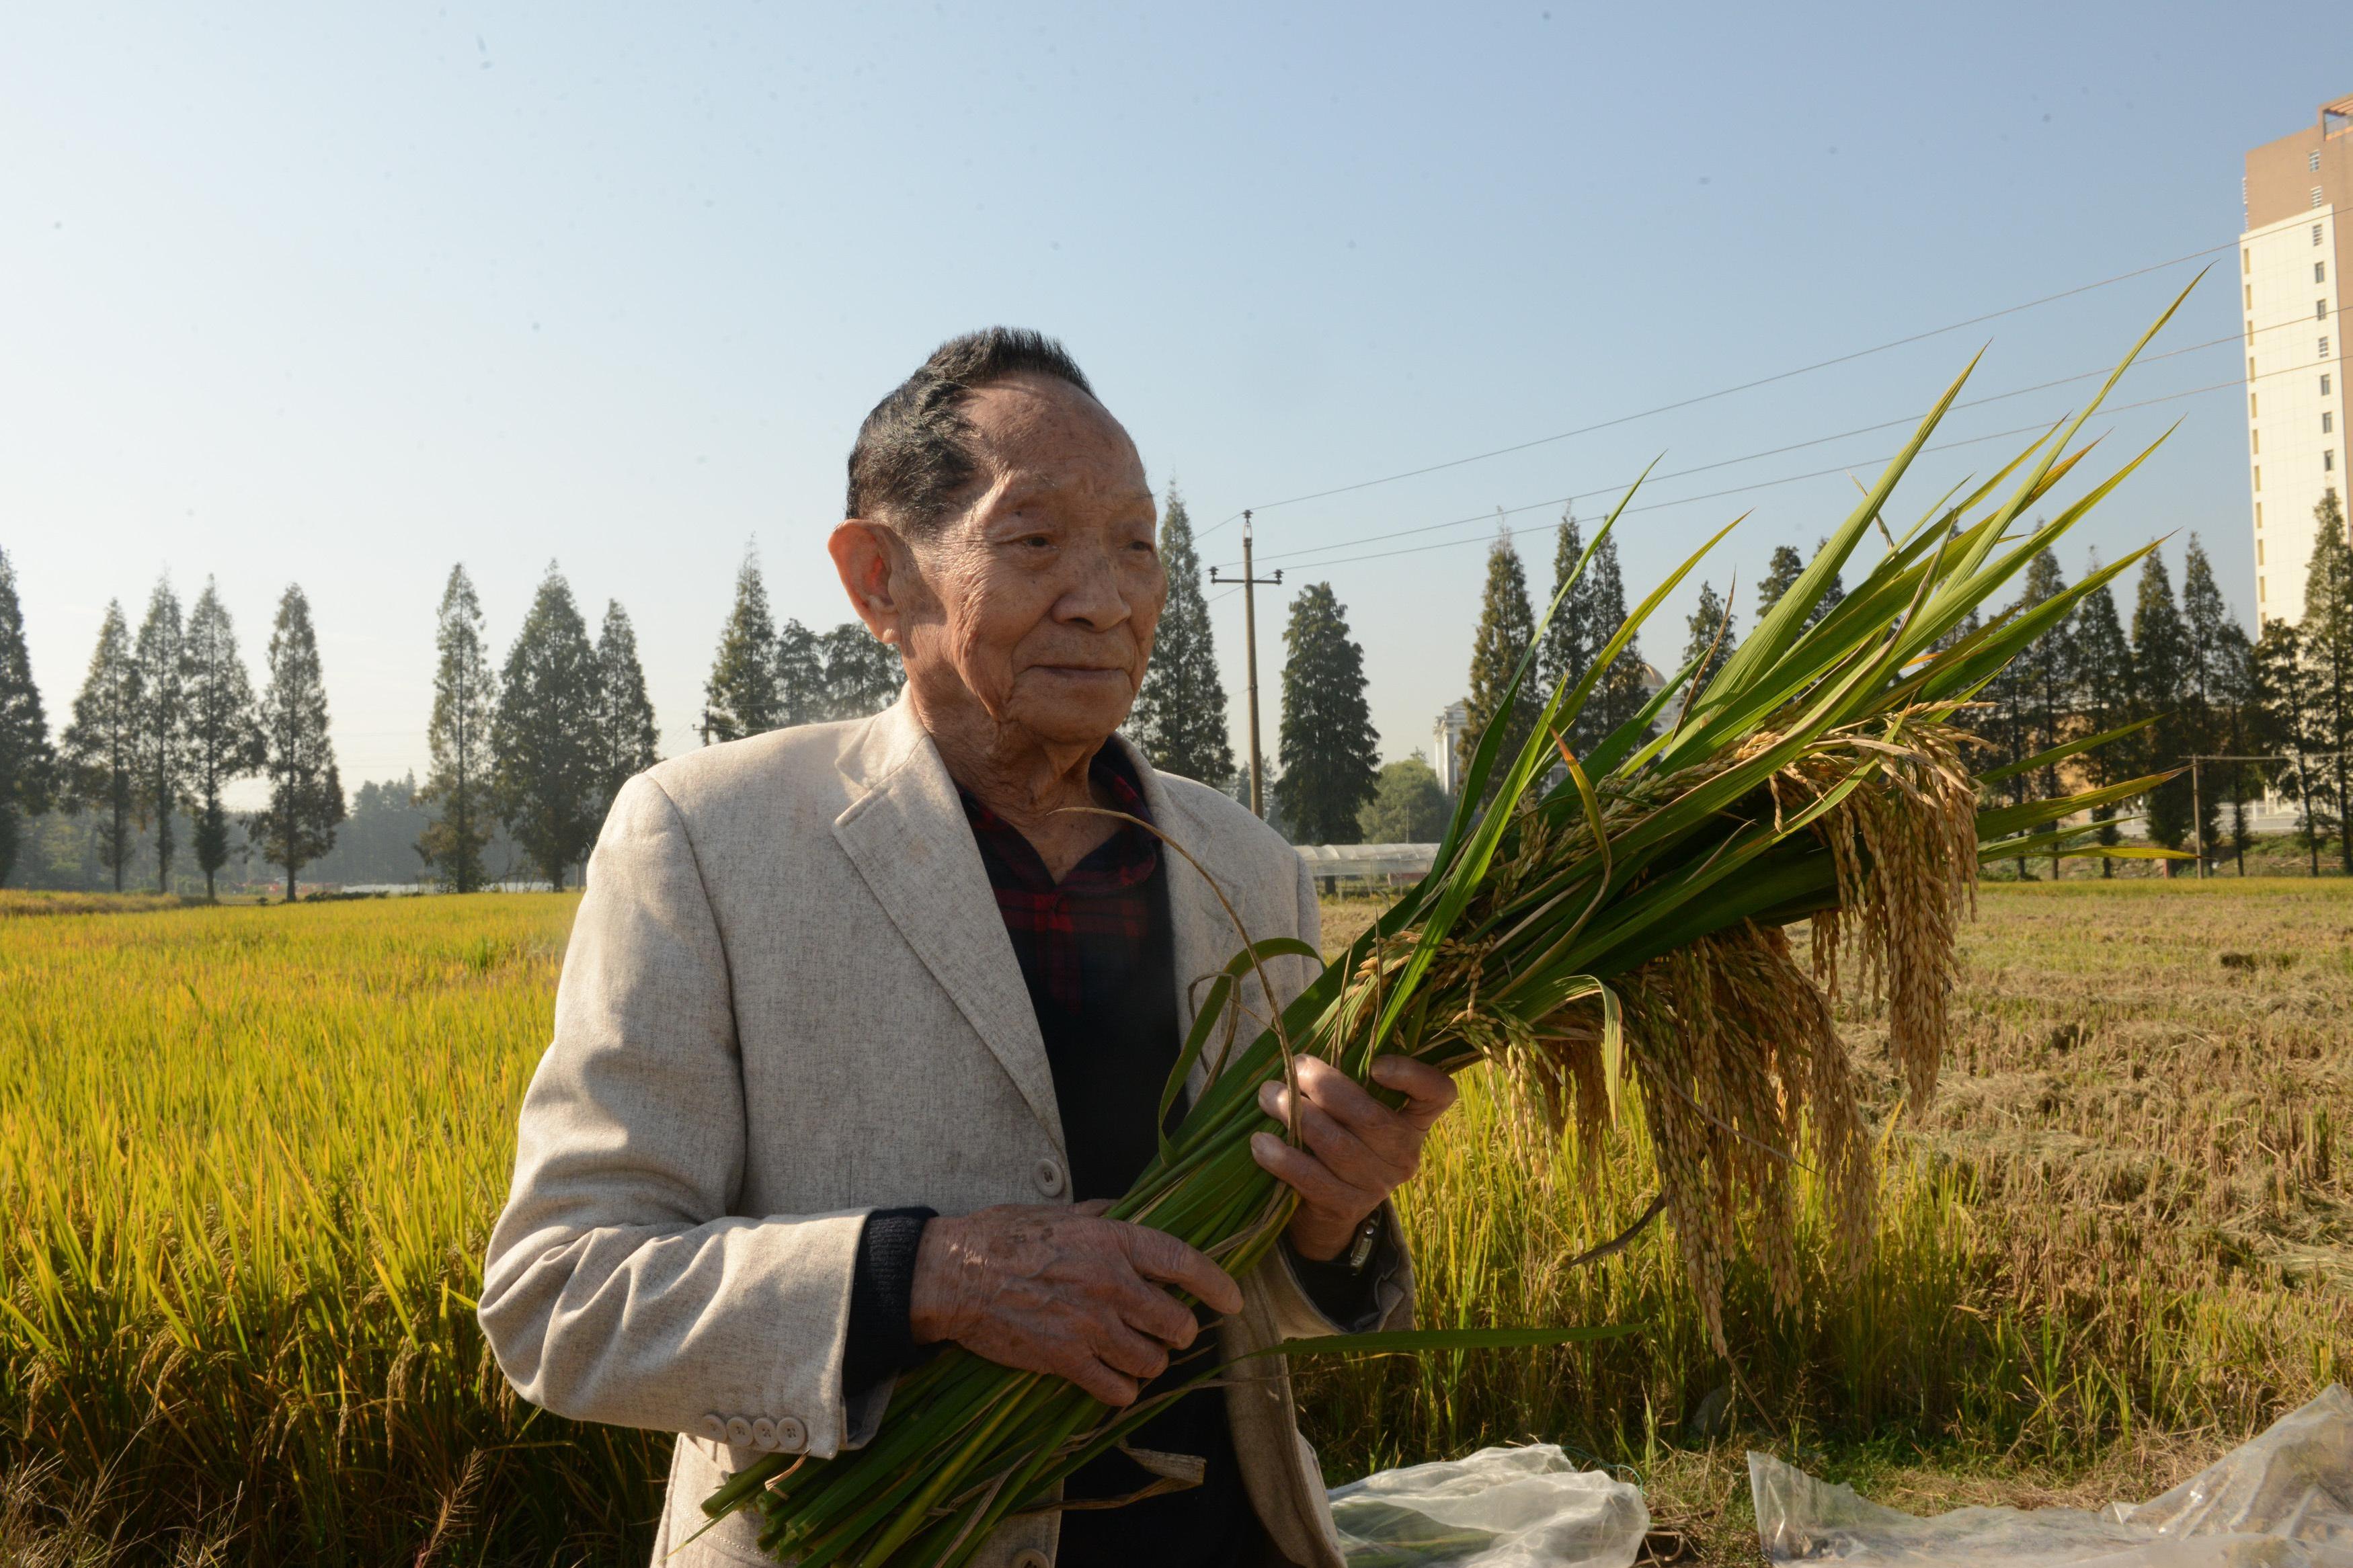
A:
[1455, 490, 2353, 876]
[8, 488, 2350, 894]
[0, 558, 666, 897]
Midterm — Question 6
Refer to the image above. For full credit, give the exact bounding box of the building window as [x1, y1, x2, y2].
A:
[2261, 577, 2268, 602]
[2246, 247, 2255, 272]
[2253, 429, 2261, 454]
[2260, 539, 2267, 565]
[2315, 187, 2327, 207]
[2328, 411, 2336, 433]
[2248, 318, 2258, 343]
[2313, 150, 2325, 172]
[2247, 283, 2256, 309]
[2323, 299, 2333, 319]
[2326, 374, 2336, 395]
[2258, 502, 2265, 526]
[2328, 450, 2336, 472]
[2256, 465, 2264, 490]
[2317, 224, 2327, 245]
[2251, 356, 2260, 380]
[2321, 261, 2330, 282]
[2325, 337, 2334, 358]
[2252, 393, 2261, 417]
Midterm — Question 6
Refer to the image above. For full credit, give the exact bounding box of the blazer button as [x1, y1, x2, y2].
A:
[775, 1415, 808, 1452]
[1011, 1551, 1051, 1568]
[751, 1417, 776, 1450]
[1031, 1157, 1066, 1197]
[726, 1416, 753, 1446]
[699, 1414, 727, 1444]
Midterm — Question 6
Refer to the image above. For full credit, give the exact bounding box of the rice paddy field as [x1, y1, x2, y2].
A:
[4, 878, 2350, 1565]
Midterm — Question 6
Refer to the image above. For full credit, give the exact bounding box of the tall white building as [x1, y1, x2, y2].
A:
[2244, 95, 2353, 624]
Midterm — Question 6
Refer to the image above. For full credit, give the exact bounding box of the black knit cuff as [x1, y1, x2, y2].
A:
[843, 1206, 937, 1398]
[1281, 1229, 1387, 1331]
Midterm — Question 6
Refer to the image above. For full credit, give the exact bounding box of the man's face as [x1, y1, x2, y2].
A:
[889, 374, 1164, 750]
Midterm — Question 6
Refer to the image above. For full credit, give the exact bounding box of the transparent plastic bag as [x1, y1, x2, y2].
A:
[1750, 1385, 2353, 1566]
[1330, 1443, 1650, 1568]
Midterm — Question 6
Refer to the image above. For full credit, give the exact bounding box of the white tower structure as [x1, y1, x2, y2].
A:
[2244, 95, 2353, 624]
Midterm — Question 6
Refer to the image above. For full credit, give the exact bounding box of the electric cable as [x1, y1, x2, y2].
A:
[1195, 240, 2237, 540]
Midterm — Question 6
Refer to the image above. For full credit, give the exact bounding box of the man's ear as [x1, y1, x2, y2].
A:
[828, 520, 915, 645]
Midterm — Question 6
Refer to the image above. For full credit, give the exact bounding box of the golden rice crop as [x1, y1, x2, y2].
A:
[0, 895, 664, 1563]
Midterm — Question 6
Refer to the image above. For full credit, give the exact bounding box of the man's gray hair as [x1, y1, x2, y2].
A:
[845, 327, 1096, 537]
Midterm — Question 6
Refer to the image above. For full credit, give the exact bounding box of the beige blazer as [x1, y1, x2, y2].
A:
[479, 697, 1412, 1568]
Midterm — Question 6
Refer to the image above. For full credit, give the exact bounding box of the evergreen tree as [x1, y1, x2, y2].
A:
[2130, 549, 2194, 855]
[1757, 540, 1844, 630]
[700, 548, 781, 743]
[2215, 614, 2259, 873]
[2070, 563, 2136, 875]
[1537, 510, 1595, 714]
[590, 599, 660, 815]
[2299, 492, 2353, 874]
[1273, 583, 1380, 844]
[61, 602, 140, 891]
[250, 585, 344, 901]
[2179, 536, 2240, 868]
[418, 565, 498, 893]
[2254, 618, 2332, 874]
[1812, 538, 1847, 626]
[775, 618, 825, 727]
[1357, 754, 1450, 843]
[1755, 544, 1806, 626]
[181, 579, 264, 900]
[1462, 530, 1539, 786]
[819, 623, 904, 720]
[1678, 579, 1739, 716]
[492, 566, 601, 890]
[1578, 529, 1652, 753]
[2010, 550, 2073, 876]
[1128, 487, 1236, 784]
[131, 580, 188, 892]
[0, 550, 54, 887]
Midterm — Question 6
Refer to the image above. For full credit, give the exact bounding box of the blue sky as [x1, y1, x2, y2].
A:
[1, 3, 2330, 794]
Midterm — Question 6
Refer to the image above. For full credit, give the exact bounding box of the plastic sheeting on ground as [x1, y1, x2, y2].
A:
[1751, 1385, 2353, 1565]
[1330, 1443, 1650, 1568]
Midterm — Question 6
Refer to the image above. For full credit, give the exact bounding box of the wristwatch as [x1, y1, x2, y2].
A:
[1343, 1212, 1384, 1274]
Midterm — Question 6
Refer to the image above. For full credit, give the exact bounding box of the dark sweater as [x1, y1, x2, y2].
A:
[839, 751, 1376, 1565]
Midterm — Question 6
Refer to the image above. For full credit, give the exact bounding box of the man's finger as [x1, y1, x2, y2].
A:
[1060, 1353, 1141, 1407]
[1369, 1055, 1459, 1130]
[1110, 1272, 1201, 1350]
[1118, 1224, 1244, 1317]
[1263, 1073, 1419, 1170]
[1251, 1130, 1361, 1216]
[1092, 1321, 1172, 1384]
[1283, 1091, 1398, 1192]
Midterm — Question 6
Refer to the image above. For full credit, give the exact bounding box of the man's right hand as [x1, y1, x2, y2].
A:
[908, 1200, 1246, 1407]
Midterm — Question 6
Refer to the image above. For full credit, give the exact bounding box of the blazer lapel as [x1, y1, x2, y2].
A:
[833, 700, 1064, 1151]
[1124, 741, 1265, 1103]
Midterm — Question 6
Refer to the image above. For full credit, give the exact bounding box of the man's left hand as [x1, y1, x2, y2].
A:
[1249, 1055, 1458, 1263]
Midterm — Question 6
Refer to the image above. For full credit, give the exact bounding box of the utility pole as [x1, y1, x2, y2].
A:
[1210, 510, 1283, 817]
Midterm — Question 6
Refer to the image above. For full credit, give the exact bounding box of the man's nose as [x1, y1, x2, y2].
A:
[1054, 540, 1132, 630]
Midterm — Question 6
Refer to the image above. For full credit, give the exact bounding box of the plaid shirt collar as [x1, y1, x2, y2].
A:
[957, 748, 1159, 1014]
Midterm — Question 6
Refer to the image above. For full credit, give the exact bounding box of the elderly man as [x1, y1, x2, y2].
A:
[479, 329, 1458, 1568]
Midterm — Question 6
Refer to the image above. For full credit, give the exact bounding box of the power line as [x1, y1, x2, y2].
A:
[1215, 304, 2327, 577]
[1214, 324, 2258, 572]
[1255, 368, 2273, 575]
[1195, 240, 2234, 539]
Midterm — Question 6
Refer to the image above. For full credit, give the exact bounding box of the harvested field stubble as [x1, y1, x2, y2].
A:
[1, 883, 2348, 1563]
[1295, 878, 2353, 1522]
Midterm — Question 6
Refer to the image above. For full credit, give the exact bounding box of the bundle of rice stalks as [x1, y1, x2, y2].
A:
[701, 289, 2198, 1565]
